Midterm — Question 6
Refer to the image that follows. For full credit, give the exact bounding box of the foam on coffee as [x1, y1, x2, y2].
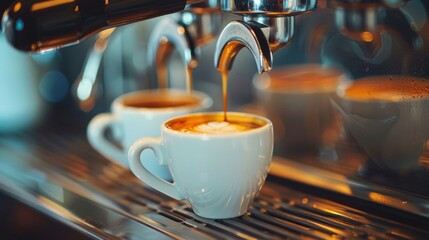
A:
[341, 76, 429, 101]
[166, 113, 267, 134]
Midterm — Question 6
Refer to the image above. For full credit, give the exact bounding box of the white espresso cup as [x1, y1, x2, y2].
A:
[128, 112, 273, 219]
[87, 89, 212, 180]
[337, 75, 429, 173]
[253, 64, 346, 157]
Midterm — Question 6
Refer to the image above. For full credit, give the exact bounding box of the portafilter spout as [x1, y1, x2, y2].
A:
[215, 0, 317, 73]
[214, 20, 273, 74]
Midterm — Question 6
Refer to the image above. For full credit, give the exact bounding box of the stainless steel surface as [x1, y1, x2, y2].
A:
[1, 0, 429, 238]
[243, 15, 295, 52]
[332, 0, 408, 7]
[270, 156, 429, 218]
[335, 6, 384, 41]
[330, 0, 423, 52]
[220, 0, 318, 15]
[214, 20, 273, 73]
[180, 5, 221, 46]
[1, 0, 202, 53]
[73, 29, 116, 112]
[215, 0, 317, 73]
[1, 128, 428, 239]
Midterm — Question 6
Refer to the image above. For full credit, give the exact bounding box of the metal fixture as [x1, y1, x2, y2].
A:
[73, 28, 116, 112]
[215, 0, 317, 73]
[330, 0, 424, 61]
[1, 0, 206, 53]
[148, 1, 220, 88]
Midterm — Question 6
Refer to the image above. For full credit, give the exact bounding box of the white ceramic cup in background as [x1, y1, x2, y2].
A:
[128, 112, 273, 219]
[87, 89, 212, 180]
[337, 75, 429, 173]
[0, 35, 45, 133]
[253, 64, 346, 158]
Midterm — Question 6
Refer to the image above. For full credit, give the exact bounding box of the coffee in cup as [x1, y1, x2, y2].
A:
[87, 89, 212, 180]
[128, 112, 273, 219]
[166, 113, 266, 134]
[337, 75, 429, 173]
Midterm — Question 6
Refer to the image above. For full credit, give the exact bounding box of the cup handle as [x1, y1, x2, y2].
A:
[128, 138, 183, 200]
[87, 113, 126, 166]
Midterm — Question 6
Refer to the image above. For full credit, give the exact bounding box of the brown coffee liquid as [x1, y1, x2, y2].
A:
[157, 64, 168, 89]
[125, 99, 197, 108]
[221, 70, 228, 121]
[186, 65, 193, 93]
[156, 65, 193, 93]
[344, 76, 429, 101]
[166, 113, 266, 134]
[123, 92, 200, 109]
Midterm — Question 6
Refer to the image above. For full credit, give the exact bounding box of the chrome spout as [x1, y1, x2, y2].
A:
[147, 18, 198, 88]
[214, 21, 273, 74]
[148, 3, 220, 88]
[73, 28, 116, 112]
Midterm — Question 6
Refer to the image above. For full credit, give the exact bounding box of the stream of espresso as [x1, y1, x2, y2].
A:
[220, 70, 228, 121]
[186, 65, 193, 93]
[157, 65, 193, 93]
[157, 65, 168, 89]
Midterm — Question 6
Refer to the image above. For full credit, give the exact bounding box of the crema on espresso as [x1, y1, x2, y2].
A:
[121, 91, 201, 109]
[166, 113, 266, 134]
[343, 76, 429, 101]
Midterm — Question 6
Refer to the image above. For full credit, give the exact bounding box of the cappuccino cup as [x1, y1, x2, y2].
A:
[128, 112, 273, 219]
[337, 75, 429, 173]
[87, 89, 212, 180]
[253, 64, 345, 158]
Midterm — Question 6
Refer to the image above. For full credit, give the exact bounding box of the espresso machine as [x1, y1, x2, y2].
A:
[1, 0, 429, 238]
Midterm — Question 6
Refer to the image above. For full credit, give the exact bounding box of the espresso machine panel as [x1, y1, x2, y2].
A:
[1, 0, 429, 238]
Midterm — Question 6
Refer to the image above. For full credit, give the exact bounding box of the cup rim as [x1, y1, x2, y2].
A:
[337, 75, 429, 103]
[112, 89, 213, 114]
[162, 111, 272, 138]
[253, 64, 347, 94]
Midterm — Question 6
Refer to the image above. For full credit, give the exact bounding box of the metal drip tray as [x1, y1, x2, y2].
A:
[0, 129, 428, 239]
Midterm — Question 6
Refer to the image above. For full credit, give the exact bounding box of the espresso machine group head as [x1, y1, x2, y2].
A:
[2, 0, 318, 73]
[214, 0, 317, 74]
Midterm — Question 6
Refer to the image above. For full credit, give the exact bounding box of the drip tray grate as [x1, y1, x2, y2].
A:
[0, 131, 428, 239]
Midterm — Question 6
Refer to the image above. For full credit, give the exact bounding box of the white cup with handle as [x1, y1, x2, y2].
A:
[87, 89, 212, 180]
[128, 112, 273, 219]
